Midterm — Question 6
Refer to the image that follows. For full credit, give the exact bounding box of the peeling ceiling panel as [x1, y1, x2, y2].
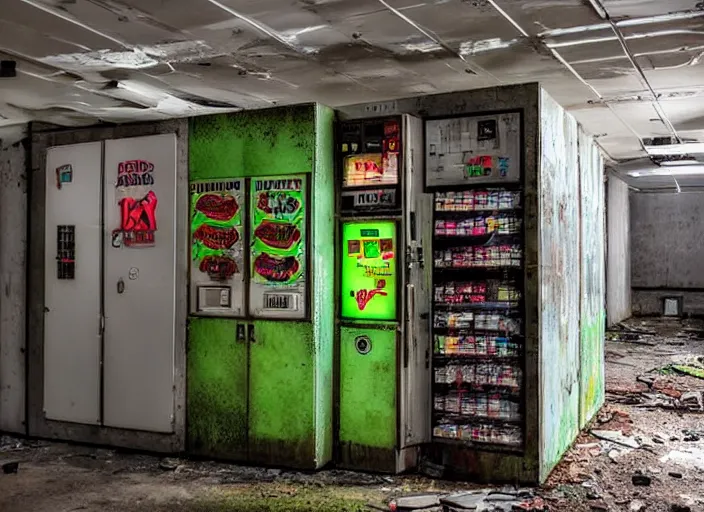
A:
[609, 101, 674, 137]
[597, 135, 645, 160]
[115, 0, 235, 31]
[601, 0, 704, 19]
[0, 20, 90, 58]
[636, 50, 704, 72]
[1, 73, 127, 111]
[644, 64, 704, 91]
[382, 0, 517, 50]
[570, 64, 645, 95]
[1, 0, 704, 188]
[569, 106, 635, 138]
[554, 39, 626, 64]
[659, 98, 704, 131]
[7, 0, 126, 51]
[495, 0, 605, 36]
[31, 0, 183, 46]
[469, 44, 565, 82]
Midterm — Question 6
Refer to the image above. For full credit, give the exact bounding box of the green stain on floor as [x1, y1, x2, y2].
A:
[672, 364, 704, 379]
[191, 488, 368, 512]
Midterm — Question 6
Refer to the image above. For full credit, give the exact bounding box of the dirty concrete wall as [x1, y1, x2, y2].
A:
[631, 191, 704, 316]
[606, 175, 631, 325]
[0, 125, 28, 434]
[539, 90, 582, 481]
[578, 129, 605, 429]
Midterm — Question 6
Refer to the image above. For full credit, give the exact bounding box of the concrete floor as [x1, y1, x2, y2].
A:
[1, 317, 703, 512]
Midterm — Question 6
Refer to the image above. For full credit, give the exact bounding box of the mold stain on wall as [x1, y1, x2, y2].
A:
[539, 90, 581, 480]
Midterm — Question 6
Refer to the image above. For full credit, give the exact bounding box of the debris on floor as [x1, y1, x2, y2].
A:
[672, 364, 704, 380]
[590, 429, 641, 449]
[660, 449, 704, 472]
[1, 316, 704, 512]
[1, 461, 19, 474]
[607, 322, 657, 344]
[387, 489, 547, 512]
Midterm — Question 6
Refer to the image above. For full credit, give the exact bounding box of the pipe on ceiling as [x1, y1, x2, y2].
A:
[484, 0, 645, 160]
[586, 0, 680, 142]
[376, 0, 503, 83]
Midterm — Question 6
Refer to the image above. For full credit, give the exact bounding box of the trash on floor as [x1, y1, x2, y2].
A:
[590, 430, 641, 449]
[660, 449, 704, 472]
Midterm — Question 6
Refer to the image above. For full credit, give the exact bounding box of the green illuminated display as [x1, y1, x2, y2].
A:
[340, 221, 397, 321]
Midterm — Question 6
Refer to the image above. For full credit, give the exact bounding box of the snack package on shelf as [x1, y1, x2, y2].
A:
[434, 215, 521, 237]
[460, 423, 523, 446]
[434, 245, 522, 268]
[435, 190, 521, 212]
[434, 334, 521, 357]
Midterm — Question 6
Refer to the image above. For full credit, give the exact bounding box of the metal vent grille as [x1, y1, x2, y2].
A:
[263, 293, 298, 311]
[56, 225, 75, 280]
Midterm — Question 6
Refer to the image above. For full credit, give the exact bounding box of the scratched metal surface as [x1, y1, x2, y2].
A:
[539, 89, 581, 481]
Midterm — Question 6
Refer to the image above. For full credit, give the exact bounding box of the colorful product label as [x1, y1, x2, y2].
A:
[190, 179, 244, 282]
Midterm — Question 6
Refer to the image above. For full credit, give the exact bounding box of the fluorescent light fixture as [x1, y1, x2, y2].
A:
[629, 165, 704, 177]
[644, 143, 704, 155]
[659, 159, 700, 167]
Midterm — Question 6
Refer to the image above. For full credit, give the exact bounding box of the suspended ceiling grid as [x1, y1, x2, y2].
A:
[1, 0, 704, 188]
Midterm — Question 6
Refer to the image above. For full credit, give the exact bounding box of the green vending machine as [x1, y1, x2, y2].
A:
[336, 115, 432, 473]
[187, 105, 335, 470]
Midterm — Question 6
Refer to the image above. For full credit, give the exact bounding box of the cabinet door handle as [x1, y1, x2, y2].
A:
[247, 323, 256, 343]
[236, 324, 246, 342]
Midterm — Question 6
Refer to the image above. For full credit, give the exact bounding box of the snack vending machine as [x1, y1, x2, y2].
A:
[425, 112, 526, 456]
[190, 176, 307, 318]
[336, 115, 432, 473]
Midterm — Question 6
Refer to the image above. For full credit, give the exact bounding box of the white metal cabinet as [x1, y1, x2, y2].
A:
[103, 134, 177, 433]
[43, 142, 102, 424]
[400, 115, 432, 448]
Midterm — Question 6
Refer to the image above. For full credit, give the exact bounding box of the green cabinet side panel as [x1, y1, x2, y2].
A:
[578, 130, 606, 428]
[312, 104, 335, 466]
[187, 318, 247, 459]
[248, 321, 315, 466]
[339, 326, 397, 449]
[188, 104, 334, 469]
[189, 106, 315, 179]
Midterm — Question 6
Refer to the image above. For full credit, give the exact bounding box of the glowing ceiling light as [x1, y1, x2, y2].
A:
[628, 165, 704, 177]
[644, 143, 704, 155]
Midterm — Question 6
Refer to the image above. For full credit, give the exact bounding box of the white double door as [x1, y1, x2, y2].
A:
[43, 134, 177, 433]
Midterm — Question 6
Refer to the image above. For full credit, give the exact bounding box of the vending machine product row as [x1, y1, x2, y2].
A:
[425, 112, 526, 454]
[431, 189, 524, 450]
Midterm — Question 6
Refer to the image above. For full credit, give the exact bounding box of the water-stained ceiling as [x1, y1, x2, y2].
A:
[2, 0, 704, 189]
